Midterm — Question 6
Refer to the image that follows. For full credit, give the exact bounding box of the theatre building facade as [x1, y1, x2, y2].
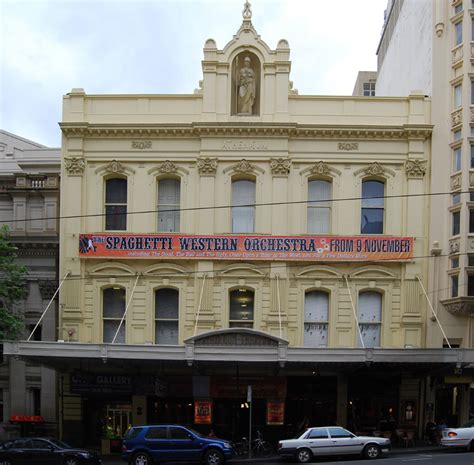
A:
[6, 6, 473, 446]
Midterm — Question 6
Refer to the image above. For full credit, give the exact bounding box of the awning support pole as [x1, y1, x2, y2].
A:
[416, 275, 451, 349]
[344, 275, 365, 349]
[27, 271, 70, 342]
[112, 274, 140, 344]
[276, 274, 283, 339]
[194, 273, 207, 336]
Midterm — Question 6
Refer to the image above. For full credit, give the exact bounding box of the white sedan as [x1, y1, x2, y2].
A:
[278, 426, 390, 462]
[441, 419, 474, 450]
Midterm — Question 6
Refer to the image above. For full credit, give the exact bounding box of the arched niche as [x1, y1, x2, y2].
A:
[231, 51, 261, 116]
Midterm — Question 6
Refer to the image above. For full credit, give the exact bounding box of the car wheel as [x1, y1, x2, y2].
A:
[131, 452, 153, 465]
[295, 447, 312, 463]
[64, 457, 79, 465]
[204, 448, 224, 465]
[363, 444, 381, 459]
[468, 440, 474, 452]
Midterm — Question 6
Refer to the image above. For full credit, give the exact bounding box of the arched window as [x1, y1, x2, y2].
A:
[308, 180, 331, 234]
[155, 288, 179, 344]
[105, 178, 127, 230]
[229, 289, 254, 328]
[358, 291, 382, 348]
[157, 179, 180, 232]
[361, 180, 384, 234]
[103, 288, 126, 343]
[232, 180, 256, 233]
[304, 291, 329, 347]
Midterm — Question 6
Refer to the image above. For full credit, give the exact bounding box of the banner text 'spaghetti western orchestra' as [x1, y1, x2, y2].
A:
[79, 234, 414, 261]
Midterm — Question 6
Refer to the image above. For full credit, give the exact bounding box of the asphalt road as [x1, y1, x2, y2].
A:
[106, 449, 474, 465]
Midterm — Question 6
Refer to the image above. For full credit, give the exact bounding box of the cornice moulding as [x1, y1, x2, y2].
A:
[59, 123, 433, 141]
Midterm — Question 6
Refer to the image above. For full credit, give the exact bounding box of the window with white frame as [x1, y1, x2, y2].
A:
[358, 291, 382, 348]
[157, 179, 180, 232]
[452, 210, 461, 235]
[232, 179, 256, 233]
[105, 178, 127, 230]
[363, 82, 376, 96]
[229, 289, 254, 328]
[454, 84, 462, 108]
[155, 288, 179, 345]
[308, 180, 331, 234]
[103, 288, 126, 343]
[455, 21, 463, 46]
[454, 147, 462, 171]
[304, 291, 329, 347]
[361, 180, 384, 234]
[451, 274, 459, 298]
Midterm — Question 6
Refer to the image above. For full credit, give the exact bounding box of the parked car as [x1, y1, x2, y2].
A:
[0, 437, 102, 465]
[121, 425, 234, 465]
[278, 426, 390, 462]
[441, 418, 474, 450]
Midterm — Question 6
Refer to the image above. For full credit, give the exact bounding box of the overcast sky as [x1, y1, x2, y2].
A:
[0, 0, 387, 147]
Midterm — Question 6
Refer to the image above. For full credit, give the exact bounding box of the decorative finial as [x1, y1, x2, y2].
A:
[243, 1, 252, 20]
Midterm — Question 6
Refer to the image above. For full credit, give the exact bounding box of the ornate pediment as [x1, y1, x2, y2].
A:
[310, 161, 330, 176]
[105, 160, 125, 174]
[364, 162, 385, 177]
[158, 160, 178, 175]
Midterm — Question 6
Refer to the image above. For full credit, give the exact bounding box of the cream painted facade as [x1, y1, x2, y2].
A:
[9, 4, 469, 447]
[376, 0, 474, 429]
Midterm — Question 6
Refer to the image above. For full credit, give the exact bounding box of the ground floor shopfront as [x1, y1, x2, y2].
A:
[5, 329, 474, 447]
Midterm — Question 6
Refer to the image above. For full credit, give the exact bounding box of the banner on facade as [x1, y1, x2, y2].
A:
[79, 234, 414, 261]
[266, 401, 285, 425]
[70, 372, 133, 395]
[194, 400, 213, 424]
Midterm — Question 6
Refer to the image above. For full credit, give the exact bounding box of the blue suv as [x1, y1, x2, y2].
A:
[121, 425, 234, 465]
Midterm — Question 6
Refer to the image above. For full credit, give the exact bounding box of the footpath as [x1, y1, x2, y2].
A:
[101, 443, 447, 464]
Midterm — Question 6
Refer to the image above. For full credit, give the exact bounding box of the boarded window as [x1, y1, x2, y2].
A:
[232, 180, 255, 233]
[304, 291, 329, 347]
[155, 288, 179, 344]
[158, 179, 180, 232]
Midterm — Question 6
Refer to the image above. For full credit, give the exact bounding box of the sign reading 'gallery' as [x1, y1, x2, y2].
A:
[79, 233, 414, 261]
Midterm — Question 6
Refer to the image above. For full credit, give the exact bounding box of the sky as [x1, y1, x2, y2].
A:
[0, 0, 388, 147]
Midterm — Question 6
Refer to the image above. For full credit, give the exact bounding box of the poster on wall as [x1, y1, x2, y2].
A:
[79, 233, 414, 262]
[194, 400, 213, 424]
[266, 400, 285, 425]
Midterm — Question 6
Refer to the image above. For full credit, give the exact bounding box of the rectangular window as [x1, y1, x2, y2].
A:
[105, 178, 127, 231]
[452, 274, 459, 298]
[470, 209, 474, 233]
[451, 257, 460, 268]
[454, 129, 462, 140]
[471, 145, 474, 168]
[31, 388, 41, 416]
[157, 179, 180, 232]
[472, 81, 474, 104]
[103, 288, 126, 343]
[308, 180, 331, 234]
[454, 84, 462, 108]
[455, 21, 463, 46]
[304, 291, 329, 348]
[363, 82, 375, 96]
[472, 17, 474, 40]
[455, 3, 463, 14]
[468, 275, 474, 296]
[232, 180, 256, 233]
[155, 288, 179, 345]
[229, 289, 254, 328]
[27, 324, 42, 341]
[452, 193, 461, 205]
[454, 147, 462, 171]
[358, 292, 382, 348]
[471, 191, 474, 202]
[361, 180, 384, 234]
[469, 254, 474, 266]
[452, 210, 461, 235]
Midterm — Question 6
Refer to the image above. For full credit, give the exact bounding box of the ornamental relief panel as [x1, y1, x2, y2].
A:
[364, 162, 385, 177]
[451, 172, 462, 190]
[270, 158, 291, 177]
[158, 160, 178, 174]
[64, 156, 86, 176]
[105, 160, 125, 174]
[405, 159, 427, 178]
[449, 240, 460, 254]
[452, 45, 463, 65]
[233, 159, 257, 174]
[310, 161, 331, 176]
[197, 157, 218, 176]
[451, 108, 462, 127]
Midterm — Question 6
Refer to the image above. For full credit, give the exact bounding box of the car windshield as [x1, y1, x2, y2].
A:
[295, 429, 309, 439]
[186, 427, 203, 438]
[49, 439, 72, 449]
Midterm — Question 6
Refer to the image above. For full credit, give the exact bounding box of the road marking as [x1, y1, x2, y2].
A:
[401, 458, 432, 462]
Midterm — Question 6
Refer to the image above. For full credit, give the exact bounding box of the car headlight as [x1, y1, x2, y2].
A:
[223, 442, 232, 449]
[78, 452, 92, 458]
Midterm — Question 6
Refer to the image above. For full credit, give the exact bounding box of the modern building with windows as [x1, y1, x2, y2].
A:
[376, 0, 474, 428]
[0, 130, 60, 439]
[5, 2, 469, 447]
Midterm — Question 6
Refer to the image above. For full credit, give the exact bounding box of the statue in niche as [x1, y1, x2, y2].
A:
[237, 56, 256, 115]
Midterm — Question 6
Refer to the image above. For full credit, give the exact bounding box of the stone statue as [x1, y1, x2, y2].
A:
[238, 56, 255, 115]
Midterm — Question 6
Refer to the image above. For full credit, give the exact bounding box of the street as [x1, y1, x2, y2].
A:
[104, 449, 474, 465]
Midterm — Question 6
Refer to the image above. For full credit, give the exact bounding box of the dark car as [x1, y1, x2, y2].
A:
[121, 425, 234, 465]
[0, 437, 101, 465]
